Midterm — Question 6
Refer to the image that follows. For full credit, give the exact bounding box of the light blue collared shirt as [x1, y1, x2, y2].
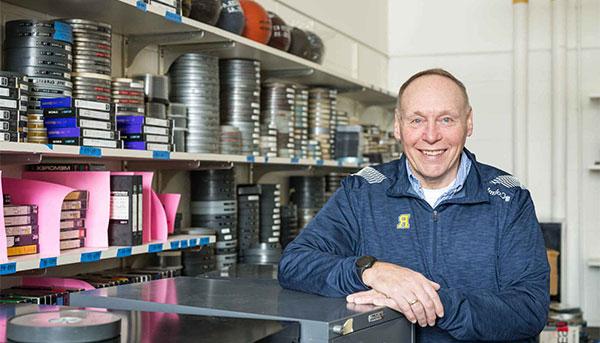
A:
[405, 151, 472, 208]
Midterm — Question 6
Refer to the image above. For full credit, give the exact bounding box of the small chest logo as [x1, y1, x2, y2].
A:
[396, 214, 411, 229]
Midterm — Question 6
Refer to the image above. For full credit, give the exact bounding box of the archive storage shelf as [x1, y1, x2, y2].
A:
[0, 234, 215, 276]
[0, 0, 388, 275]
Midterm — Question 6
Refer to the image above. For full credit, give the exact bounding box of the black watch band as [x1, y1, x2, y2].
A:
[355, 255, 377, 283]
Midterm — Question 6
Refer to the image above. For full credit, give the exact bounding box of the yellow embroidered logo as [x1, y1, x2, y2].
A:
[396, 214, 411, 229]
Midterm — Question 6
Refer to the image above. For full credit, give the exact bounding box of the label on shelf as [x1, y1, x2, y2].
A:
[117, 247, 132, 258]
[46, 144, 54, 150]
[39, 257, 57, 269]
[165, 11, 182, 23]
[170, 241, 180, 250]
[79, 146, 101, 157]
[200, 237, 209, 245]
[152, 150, 170, 160]
[136, 0, 148, 11]
[189, 238, 198, 247]
[337, 160, 344, 167]
[148, 243, 163, 253]
[291, 157, 300, 164]
[264, 156, 269, 163]
[316, 159, 324, 166]
[0, 262, 16, 275]
[180, 240, 188, 248]
[80, 251, 101, 262]
[246, 155, 255, 163]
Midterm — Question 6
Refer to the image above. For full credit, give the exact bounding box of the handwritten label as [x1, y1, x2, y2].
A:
[148, 243, 163, 253]
[189, 238, 198, 247]
[117, 247, 132, 258]
[180, 240, 189, 249]
[152, 150, 170, 160]
[136, 0, 147, 11]
[170, 241, 180, 250]
[0, 262, 16, 275]
[80, 251, 101, 262]
[246, 155, 255, 163]
[79, 146, 101, 157]
[165, 11, 182, 23]
[200, 237, 210, 245]
[39, 257, 57, 269]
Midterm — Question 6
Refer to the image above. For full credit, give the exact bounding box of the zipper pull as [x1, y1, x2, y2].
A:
[432, 210, 438, 222]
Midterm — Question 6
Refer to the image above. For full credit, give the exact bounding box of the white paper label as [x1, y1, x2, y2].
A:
[110, 191, 130, 220]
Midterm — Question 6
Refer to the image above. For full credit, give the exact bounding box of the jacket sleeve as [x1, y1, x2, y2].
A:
[278, 178, 368, 297]
[436, 188, 550, 340]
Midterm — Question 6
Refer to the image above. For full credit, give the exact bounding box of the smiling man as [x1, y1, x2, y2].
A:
[278, 69, 550, 342]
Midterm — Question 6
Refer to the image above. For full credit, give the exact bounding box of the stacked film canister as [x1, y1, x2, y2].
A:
[237, 185, 261, 261]
[182, 243, 217, 276]
[220, 125, 243, 155]
[308, 87, 337, 160]
[168, 103, 188, 152]
[169, 53, 220, 153]
[242, 184, 282, 265]
[289, 176, 325, 230]
[4, 19, 74, 144]
[219, 59, 261, 156]
[190, 169, 238, 271]
[134, 74, 169, 119]
[261, 82, 295, 158]
[0, 72, 29, 143]
[280, 203, 298, 249]
[293, 84, 309, 158]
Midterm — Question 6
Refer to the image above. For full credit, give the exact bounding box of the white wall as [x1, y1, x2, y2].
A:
[388, 0, 600, 325]
[255, 0, 389, 90]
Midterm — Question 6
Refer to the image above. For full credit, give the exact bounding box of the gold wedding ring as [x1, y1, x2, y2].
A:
[408, 299, 419, 306]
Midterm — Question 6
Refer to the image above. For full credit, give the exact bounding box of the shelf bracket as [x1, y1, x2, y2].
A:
[262, 68, 315, 80]
[0, 153, 42, 166]
[161, 41, 236, 72]
[125, 31, 206, 67]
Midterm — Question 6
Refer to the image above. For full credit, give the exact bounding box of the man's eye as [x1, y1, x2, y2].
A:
[441, 117, 453, 124]
[411, 118, 422, 124]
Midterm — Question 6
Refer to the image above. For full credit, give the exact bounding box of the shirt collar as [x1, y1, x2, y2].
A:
[405, 151, 472, 202]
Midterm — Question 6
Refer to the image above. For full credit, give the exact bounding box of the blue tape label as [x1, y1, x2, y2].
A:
[152, 150, 170, 160]
[80, 251, 101, 262]
[180, 240, 189, 248]
[165, 11, 182, 23]
[0, 262, 16, 275]
[148, 243, 163, 253]
[316, 159, 324, 166]
[200, 237, 209, 245]
[264, 156, 269, 163]
[80, 146, 101, 157]
[337, 159, 343, 166]
[46, 144, 54, 150]
[40, 257, 57, 269]
[189, 238, 198, 247]
[117, 247, 132, 258]
[246, 155, 255, 162]
[291, 157, 299, 164]
[136, 0, 148, 11]
[170, 241, 180, 250]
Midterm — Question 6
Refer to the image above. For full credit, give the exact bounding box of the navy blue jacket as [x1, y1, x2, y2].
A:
[278, 149, 550, 342]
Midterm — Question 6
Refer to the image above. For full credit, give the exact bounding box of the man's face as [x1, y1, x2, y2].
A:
[394, 74, 473, 189]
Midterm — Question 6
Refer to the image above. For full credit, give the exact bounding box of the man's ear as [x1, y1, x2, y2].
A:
[466, 107, 473, 137]
[394, 110, 402, 141]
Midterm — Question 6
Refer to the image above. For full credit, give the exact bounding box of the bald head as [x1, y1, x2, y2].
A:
[396, 68, 471, 117]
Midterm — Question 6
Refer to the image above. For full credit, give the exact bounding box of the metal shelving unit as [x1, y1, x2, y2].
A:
[0, 142, 362, 169]
[2, 0, 396, 107]
[0, 234, 215, 275]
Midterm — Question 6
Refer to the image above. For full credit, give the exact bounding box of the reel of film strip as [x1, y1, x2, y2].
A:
[4, 19, 74, 143]
[289, 176, 325, 230]
[220, 59, 261, 156]
[169, 53, 220, 153]
[261, 82, 295, 158]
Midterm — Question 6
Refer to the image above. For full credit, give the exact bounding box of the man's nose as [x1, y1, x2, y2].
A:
[422, 121, 441, 144]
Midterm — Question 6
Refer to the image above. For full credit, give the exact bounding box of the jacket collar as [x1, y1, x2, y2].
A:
[385, 148, 490, 205]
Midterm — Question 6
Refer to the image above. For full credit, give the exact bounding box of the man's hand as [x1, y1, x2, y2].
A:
[346, 262, 444, 327]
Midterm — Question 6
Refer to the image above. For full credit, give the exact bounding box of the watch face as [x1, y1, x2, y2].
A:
[357, 255, 375, 268]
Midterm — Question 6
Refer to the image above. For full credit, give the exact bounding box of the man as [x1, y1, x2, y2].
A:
[278, 69, 550, 341]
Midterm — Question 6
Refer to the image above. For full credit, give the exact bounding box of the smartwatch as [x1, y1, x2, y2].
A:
[355, 255, 377, 283]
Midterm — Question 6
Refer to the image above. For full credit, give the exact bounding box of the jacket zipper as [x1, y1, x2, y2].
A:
[432, 210, 438, 264]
